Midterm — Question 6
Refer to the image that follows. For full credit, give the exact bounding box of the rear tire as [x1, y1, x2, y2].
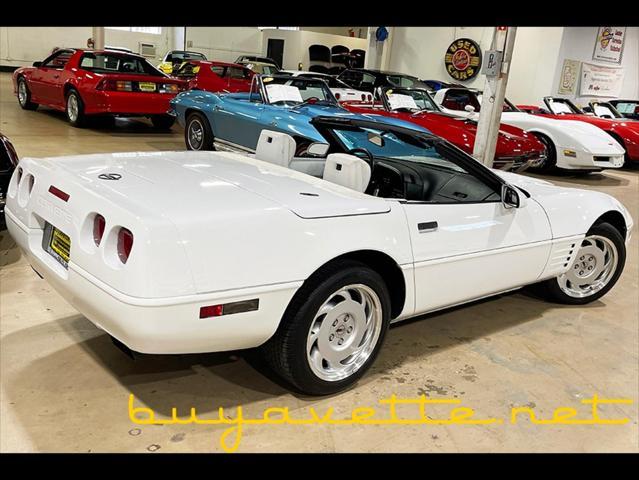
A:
[185, 112, 215, 150]
[17, 78, 38, 110]
[260, 260, 391, 395]
[65, 89, 86, 127]
[539, 222, 625, 305]
[151, 115, 176, 130]
[530, 133, 557, 172]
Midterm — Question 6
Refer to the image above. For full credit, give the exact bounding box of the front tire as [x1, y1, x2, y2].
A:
[261, 260, 391, 395]
[530, 133, 557, 172]
[185, 112, 215, 150]
[17, 78, 38, 110]
[540, 222, 626, 305]
[65, 89, 86, 127]
[151, 115, 176, 130]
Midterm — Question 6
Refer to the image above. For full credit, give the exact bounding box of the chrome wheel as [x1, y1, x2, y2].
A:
[18, 80, 27, 106]
[558, 235, 618, 298]
[306, 284, 383, 382]
[67, 94, 79, 122]
[187, 119, 204, 150]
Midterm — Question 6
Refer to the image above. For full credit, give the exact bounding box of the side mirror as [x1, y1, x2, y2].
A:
[501, 184, 526, 209]
[33, 61, 42, 68]
[307, 142, 329, 157]
[464, 104, 476, 113]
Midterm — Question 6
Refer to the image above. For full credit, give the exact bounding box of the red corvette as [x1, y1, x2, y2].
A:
[172, 60, 254, 93]
[518, 97, 639, 162]
[13, 48, 186, 129]
[344, 87, 547, 171]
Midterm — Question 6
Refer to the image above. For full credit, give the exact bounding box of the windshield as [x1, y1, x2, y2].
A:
[547, 99, 579, 114]
[385, 74, 429, 90]
[592, 103, 619, 118]
[298, 74, 351, 89]
[79, 53, 162, 76]
[332, 126, 465, 173]
[384, 88, 439, 112]
[612, 101, 638, 115]
[169, 51, 206, 62]
[262, 76, 336, 105]
[475, 93, 518, 112]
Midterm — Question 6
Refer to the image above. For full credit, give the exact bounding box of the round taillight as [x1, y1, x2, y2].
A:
[93, 214, 106, 246]
[335, 93, 341, 100]
[361, 94, 366, 101]
[367, 94, 372, 101]
[28, 175, 35, 194]
[16, 167, 23, 185]
[117, 227, 134, 264]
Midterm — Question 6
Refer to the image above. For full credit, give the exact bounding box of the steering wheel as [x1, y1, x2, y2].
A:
[347, 148, 375, 168]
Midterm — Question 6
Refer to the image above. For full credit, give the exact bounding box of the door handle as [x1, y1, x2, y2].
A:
[418, 221, 438, 233]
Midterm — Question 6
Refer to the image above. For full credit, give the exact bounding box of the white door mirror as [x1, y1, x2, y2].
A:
[307, 142, 330, 157]
[464, 104, 476, 113]
[501, 184, 527, 209]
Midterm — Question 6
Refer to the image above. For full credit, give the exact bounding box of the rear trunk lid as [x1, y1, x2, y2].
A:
[53, 151, 389, 220]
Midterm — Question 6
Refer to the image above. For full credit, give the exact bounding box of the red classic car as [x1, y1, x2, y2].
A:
[13, 48, 186, 129]
[173, 61, 254, 93]
[343, 87, 547, 171]
[518, 97, 639, 162]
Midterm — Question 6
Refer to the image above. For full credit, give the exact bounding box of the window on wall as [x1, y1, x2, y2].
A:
[106, 27, 162, 35]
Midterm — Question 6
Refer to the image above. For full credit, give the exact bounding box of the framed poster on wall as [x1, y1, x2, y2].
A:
[592, 27, 626, 64]
[580, 63, 624, 97]
[558, 59, 581, 95]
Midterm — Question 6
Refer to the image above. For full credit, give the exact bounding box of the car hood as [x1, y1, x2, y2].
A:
[502, 112, 626, 153]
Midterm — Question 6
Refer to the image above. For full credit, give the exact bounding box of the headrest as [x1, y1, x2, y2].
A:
[322, 153, 371, 193]
[255, 130, 296, 167]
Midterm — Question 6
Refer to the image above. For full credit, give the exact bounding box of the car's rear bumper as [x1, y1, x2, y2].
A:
[6, 209, 300, 354]
[84, 91, 176, 116]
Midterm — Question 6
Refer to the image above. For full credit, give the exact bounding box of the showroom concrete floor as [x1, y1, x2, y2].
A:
[1, 72, 637, 453]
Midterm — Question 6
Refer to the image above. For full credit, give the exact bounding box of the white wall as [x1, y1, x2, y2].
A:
[388, 27, 566, 105]
[184, 27, 264, 63]
[388, 27, 494, 89]
[507, 27, 565, 105]
[261, 29, 367, 70]
[0, 27, 171, 66]
[551, 26, 639, 104]
[387, 26, 638, 106]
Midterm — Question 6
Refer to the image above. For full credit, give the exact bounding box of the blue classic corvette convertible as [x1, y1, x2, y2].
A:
[169, 74, 427, 157]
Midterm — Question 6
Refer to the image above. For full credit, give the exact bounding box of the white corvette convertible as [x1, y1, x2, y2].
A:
[6, 117, 632, 395]
[433, 88, 626, 171]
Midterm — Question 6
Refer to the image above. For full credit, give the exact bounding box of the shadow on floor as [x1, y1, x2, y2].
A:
[2, 285, 604, 427]
[37, 108, 179, 136]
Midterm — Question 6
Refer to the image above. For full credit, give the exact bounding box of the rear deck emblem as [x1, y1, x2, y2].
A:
[98, 173, 122, 180]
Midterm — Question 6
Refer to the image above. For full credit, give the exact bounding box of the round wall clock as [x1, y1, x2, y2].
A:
[444, 38, 482, 81]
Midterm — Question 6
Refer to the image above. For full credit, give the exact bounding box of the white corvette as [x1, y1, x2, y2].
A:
[279, 70, 373, 103]
[433, 88, 626, 171]
[6, 117, 632, 395]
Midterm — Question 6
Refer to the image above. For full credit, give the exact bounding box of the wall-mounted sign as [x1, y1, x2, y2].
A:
[444, 38, 482, 81]
[592, 27, 626, 64]
[558, 59, 581, 95]
[580, 62, 624, 97]
[481, 49, 503, 77]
